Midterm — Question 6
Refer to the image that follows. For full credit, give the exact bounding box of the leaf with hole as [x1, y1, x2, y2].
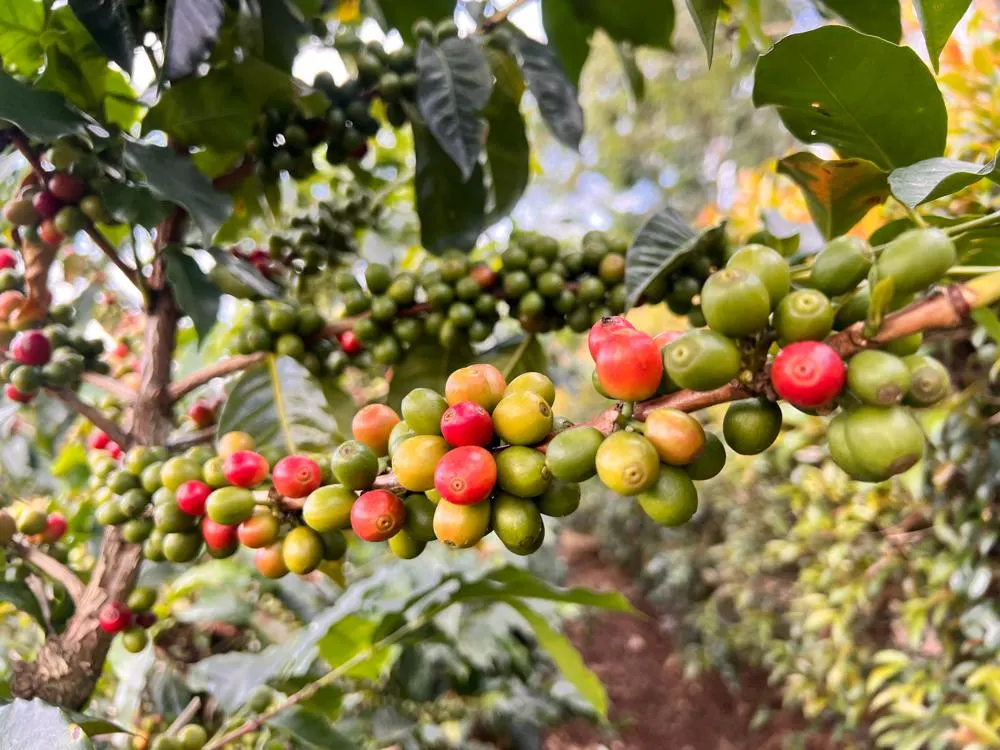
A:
[888, 152, 1000, 208]
[416, 38, 493, 181]
[753, 26, 947, 170]
[777, 152, 889, 239]
[509, 30, 584, 150]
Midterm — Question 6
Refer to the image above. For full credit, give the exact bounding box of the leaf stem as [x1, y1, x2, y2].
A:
[943, 209, 1000, 236]
[501, 334, 535, 380]
[896, 199, 928, 228]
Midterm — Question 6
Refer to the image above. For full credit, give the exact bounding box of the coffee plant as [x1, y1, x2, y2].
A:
[0, 0, 997, 747]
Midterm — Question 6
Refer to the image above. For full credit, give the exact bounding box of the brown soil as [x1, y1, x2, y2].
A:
[543, 531, 835, 750]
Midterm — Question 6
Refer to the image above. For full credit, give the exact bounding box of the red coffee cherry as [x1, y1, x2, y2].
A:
[187, 401, 216, 429]
[105, 441, 123, 459]
[350, 489, 406, 542]
[176, 480, 212, 516]
[41, 512, 67, 543]
[0, 248, 18, 269]
[222, 450, 270, 488]
[37, 218, 65, 247]
[98, 601, 133, 634]
[434, 446, 497, 505]
[5, 384, 35, 403]
[338, 330, 363, 355]
[595, 330, 664, 401]
[10, 330, 51, 366]
[272, 455, 322, 499]
[771, 341, 846, 409]
[32, 190, 62, 219]
[47, 173, 87, 203]
[201, 517, 239, 550]
[440, 401, 494, 447]
[88, 431, 110, 450]
[588, 316, 635, 360]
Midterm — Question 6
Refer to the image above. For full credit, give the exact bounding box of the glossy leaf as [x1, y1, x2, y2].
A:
[569, 0, 674, 49]
[0, 70, 93, 141]
[509, 31, 584, 150]
[163, 0, 225, 80]
[814, 0, 901, 42]
[888, 152, 1000, 208]
[416, 38, 493, 181]
[914, 0, 973, 71]
[0, 581, 45, 626]
[625, 205, 726, 308]
[451, 566, 635, 612]
[484, 49, 530, 222]
[68, 0, 135, 73]
[122, 140, 232, 241]
[98, 181, 172, 229]
[412, 117, 487, 252]
[539, 0, 594, 85]
[753, 26, 947, 170]
[164, 247, 221, 343]
[217, 355, 340, 454]
[777, 152, 889, 239]
[259, 0, 306, 70]
[684, 0, 721, 64]
[63, 712, 129, 737]
[0, 0, 45, 76]
[0, 698, 94, 749]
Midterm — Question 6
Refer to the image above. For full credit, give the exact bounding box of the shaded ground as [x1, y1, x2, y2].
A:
[544, 531, 834, 750]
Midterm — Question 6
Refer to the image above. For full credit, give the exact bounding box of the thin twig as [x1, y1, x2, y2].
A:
[481, 0, 535, 28]
[25, 575, 54, 634]
[501, 334, 535, 380]
[84, 225, 142, 287]
[168, 352, 268, 402]
[7, 540, 86, 605]
[165, 697, 202, 736]
[212, 159, 255, 191]
[166, 427, 215, 450]
[48, 388, 132, 448]
[80, 372, 137, 402]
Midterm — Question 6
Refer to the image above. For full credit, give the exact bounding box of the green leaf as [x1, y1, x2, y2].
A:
[63, 711, 129, 737]
[164, 0, 225, 79]
[484, 49, 529, 222]
[379, 0, 455, 41]
[412, 117, 487, 252]
[0, 581, 45, 625]
[507, 600, 608, 716]
[888, 152, 1000, 208]
[615, 43, 644, 102]
[971, 308, 1000, 346]
[752, 26, 947, 170]
[0, 69, 92, 141]
[98, 181, 172, 228]
[684, 0, 721, 64]
[208, 247, 282, 298]
[865, 273, 895, 337]
[317, 615, 394, 680]
[217, 355, 340, 454]
[624, 205, 726, 308]
[387, 338, 474, 411]
[122, 139, 232, 241]
[814, 0, 901, 42]
[415, 38, 492, 181]
[569, 0, 674, 49]
[777, 152, 889, 239]
[0, 698, 94, 749]
[451, 566, 636, 612]
[270, 708, 358, 749]
[914, 0, 973, 72]
[68, 0, 136, 73]
[509, 30, 584, 150]
[259, 0, 307, 70]
[539, 0, 594, 85]
[164, 247, 221, 343]
[0, 0, 45, 75]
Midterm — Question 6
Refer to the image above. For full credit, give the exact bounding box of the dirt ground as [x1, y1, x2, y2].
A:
[543, 531, 835, 750]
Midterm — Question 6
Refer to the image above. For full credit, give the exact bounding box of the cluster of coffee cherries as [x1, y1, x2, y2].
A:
[2, 169, 99, 248]
[266, 187, 377, 275]
[133, 720, 210, 750]
[233, 299, 342, 375]
[1, 324, 107, 403]
[500, 230, 629, 333]
[330, 33, 419, 131]
[97, 585, 158, 653]
[0, 506, 67, 547]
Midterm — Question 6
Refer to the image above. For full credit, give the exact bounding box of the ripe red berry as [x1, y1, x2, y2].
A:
[588, 316, 635, 360]
[440, 401, 494, 447]
[41, 512, 67, 543]
[47, 173, 86, 203]
[176, 480, 212, 516]
[272, 455, 322, 498]
[339, 330, 363, 356]
[106, 441, 123, 459]
[434, 446, 497, 505]
[32, 190, 62, 219]
[595, 331, 664, 401]
[469, 264, 497, 290]
[98, 601, 132, 634]
[37, 219, 64, 247]
[350, 489, 406, 542]
[112, 341, 130, 358]
[5, 384, 34, 403]
[201, 516, 239, 550]
[187, 401, 216, 429]
[223, 450, 270, 488]
[0, 248, 17, 269]
[771, 341, 846, 409]
[89, 430, 110, 450]
[10, 330, 51, 366]
[135, 611, 157, 628]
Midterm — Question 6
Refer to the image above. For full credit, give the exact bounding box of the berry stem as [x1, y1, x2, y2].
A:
[164, 696, 202, 736]
[943, 209, 1000, 236]
[481, 0, 536, 28]
[5, 539, 85, 604]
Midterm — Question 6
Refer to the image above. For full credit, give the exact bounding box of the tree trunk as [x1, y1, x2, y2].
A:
[11, 222, 183, 710]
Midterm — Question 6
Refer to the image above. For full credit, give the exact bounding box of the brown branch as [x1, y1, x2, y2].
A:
[482, 0, 535, 28]
[212, 159, 254, 191]
[166, 427, 215, 450]
[80, 372, 137, 402]
[7, 540, 86, 605]
[48, 388, 132, 448]
[168, 352, 268, 402]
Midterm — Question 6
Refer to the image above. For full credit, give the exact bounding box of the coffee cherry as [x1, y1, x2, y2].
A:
[302, 485, 356, 532]
[876, 228, 956, 295]
[840, 405, 925, 481]
[685, 432, 726, 480]
[771, 341, 845, 409]
[10, 330, 51, 366]
[201, 517, 238, 551]
[537, 480, 581, 517]
[222, 450, 269, 488]
[401, 388, 448, 435]
[37, 219, 64, 246]
[98, 601, 133, 634]
[440, 400, 494, 447]
[505, 372, 556, 406]
[0, 248, 18, 269]
[176, 480, 211, 516]
[588, 316, 635, 359]
[810, 236, 873, 296]
[17, 508, 48, 535]
[773, 289, 834, 344]
[545, 426, 603, 482]
[161, 456, 203, 491]
[595, 331, 663, 401]
[0, 511, 16, 544]
[495, 446, 551, 497]
[282, 526, 324, 574]
[902, 354, 951, 407]
[255, 542, 289, 579]
[492, 493, 545, 555]
[47, 173, 86, 203]
[492, 392, 553, 445]
[41, 512, 67, 543]
[127, 586, 157, 612]
[722, 398, 782, 455]
[351, 489, 406, 542]
[388, 529, 425, 559]
[637, 466, 699, 526]
[847, 350, 911, 406]
[272, 455, 322, 498]
[445, 364, 506, 412]
[32, 190, 62, 219]
[330, 440, 379, 490]
[701, 268, 772, 338]
[402, 493, 436, 542]
[187, 401, 216, 429]
[664, 330, 741, 392]
[644, 408, 705, 465]
[5, 384, 35, 403]
[339, 330, 363, 355]
[434, 446, 496, 505]
[217, 431, 255, 459]
[433, 498, 491, 548]
[726, 245, 790, 306]
[392, 435, 449, 492]
[205, 487, 256, 526]
[351, 404, 400, 456]
[177, 724, 208, 750]
[595, 432, 660, 496]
